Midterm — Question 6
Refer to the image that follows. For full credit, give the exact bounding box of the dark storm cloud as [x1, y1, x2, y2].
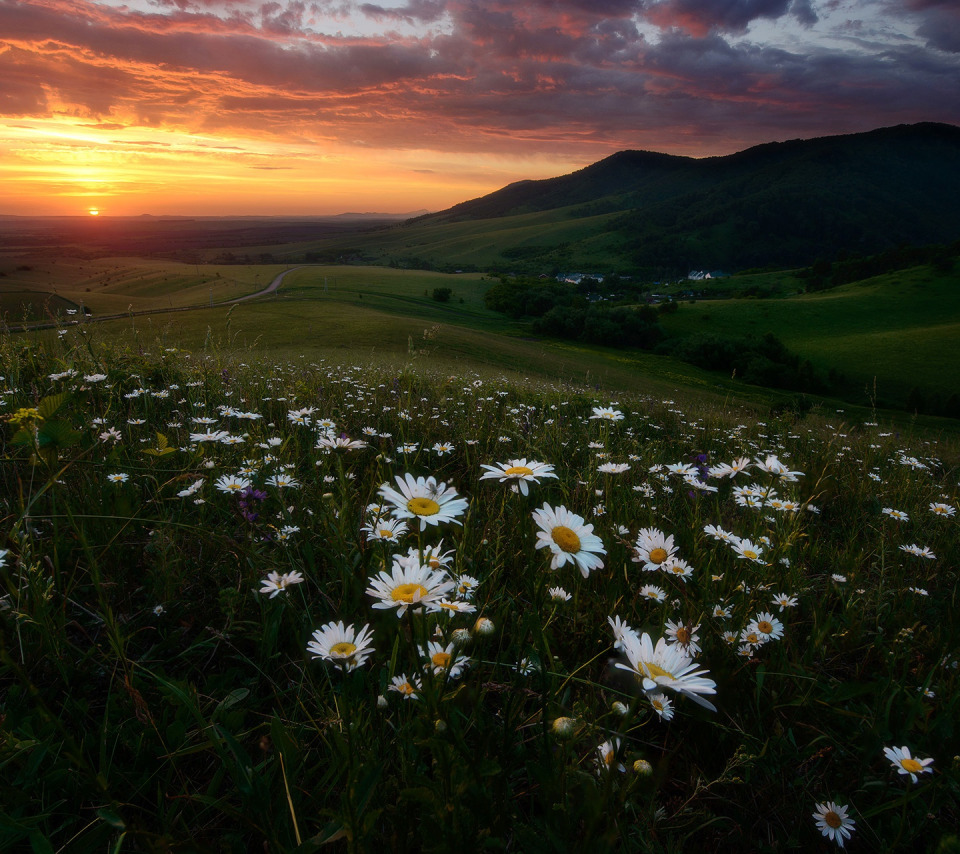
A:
[0, 0, 957, 158]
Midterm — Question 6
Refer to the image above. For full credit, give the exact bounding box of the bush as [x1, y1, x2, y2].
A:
[432, 287, 452, 302]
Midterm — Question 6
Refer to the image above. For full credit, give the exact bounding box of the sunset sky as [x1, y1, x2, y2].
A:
[1, 0, 958, 216]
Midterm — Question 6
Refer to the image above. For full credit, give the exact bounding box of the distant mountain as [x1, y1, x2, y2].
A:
[399, 123, 960, 272]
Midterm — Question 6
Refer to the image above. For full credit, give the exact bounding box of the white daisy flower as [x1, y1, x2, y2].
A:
[883, 745, 934, 783]
[812, 801, 855, 848]
[306, 621, 375, 671]
[379, 473, 469, 531]
[259, 570, 304, 598]
[366, 560, 455, 616]
[479, 458, 558, 496]
[633, 527, 678, 572]
[615, 631, 717, 711]
[532, 503, 606, 578]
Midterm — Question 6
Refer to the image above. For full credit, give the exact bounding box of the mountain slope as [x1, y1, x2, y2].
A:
[392, 122, 960, 272]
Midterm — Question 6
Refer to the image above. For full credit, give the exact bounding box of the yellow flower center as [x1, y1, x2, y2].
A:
[646, 589, 661, 599]
[742, 549, 757, 560]
[378, 529, 394, 538]
[551, 525, 581, 553]
[675, 627, 691, 645]
[669, 564, 685, 574]
[407, 497, 441, 516]
[431, 652, 451, 668]
[398, 682, 415, 695]
[504, 465, 534, 477]
[329, 642, 357, 657]
[428, 556, 441, 568]
[758, 621, 774, 634]
[640, 661, 675, 681]
[649, 547, 668, 564]
[604, 749, 615, 765]
[391, 582, 429, 603]
[901, 758, 923, 773]
[824, 811, 842, 829]
[745, 632, 760, 645]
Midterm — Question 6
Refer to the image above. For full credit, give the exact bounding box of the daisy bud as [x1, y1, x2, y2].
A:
[551, 717, 577, 738]
[611, 701, 629, 715]
[377, 694, 388, 709]
[473, 617, 495, 636]
[634, 759, 653, 776]
[451, 628, 472, 646]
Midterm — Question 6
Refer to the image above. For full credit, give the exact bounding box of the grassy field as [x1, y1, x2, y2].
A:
[0, 257, 286, 319]
[657, 264, 960, 404]
[4, 255, 959, 422]
[1, 333, 958, 852]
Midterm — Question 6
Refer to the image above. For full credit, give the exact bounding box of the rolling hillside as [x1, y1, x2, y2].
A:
[349, 123, 960, 273]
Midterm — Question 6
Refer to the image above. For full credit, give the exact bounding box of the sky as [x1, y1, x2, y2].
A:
[1, 0, 958, 216]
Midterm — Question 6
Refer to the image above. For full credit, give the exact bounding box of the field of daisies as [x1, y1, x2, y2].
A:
[1, 331, 959, 853]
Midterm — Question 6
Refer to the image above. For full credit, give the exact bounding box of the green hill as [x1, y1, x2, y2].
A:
[338, 123, 960, 274]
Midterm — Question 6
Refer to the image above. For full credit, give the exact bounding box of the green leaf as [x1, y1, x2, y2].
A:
[37, 420, 80, 449]
[37, 392, 70, 420]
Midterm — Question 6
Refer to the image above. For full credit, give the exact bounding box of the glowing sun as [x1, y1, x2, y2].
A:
[88, 207, 100, 216]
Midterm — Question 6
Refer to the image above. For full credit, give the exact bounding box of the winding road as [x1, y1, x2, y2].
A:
[4, 265, 309, 333]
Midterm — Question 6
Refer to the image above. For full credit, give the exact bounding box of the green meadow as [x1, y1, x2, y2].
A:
[657, 265, 960, 403]
[4, 256, 959, 423]
[1, 327, 958, 852]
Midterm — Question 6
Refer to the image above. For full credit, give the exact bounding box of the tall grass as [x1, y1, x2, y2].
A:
[1, 326, 958, 852]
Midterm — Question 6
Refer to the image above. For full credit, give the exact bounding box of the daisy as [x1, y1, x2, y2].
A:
[929, 502, 956, 517]
[190, 430, 230, 443]
[316, 434, 368, 451]
[265, 473, 300, 489]
[361, 517, 409, 543]
[883, 746, 934, 783]
[608, 615, 638, 650]
[707, 457, 752, 478]
[747, 612, 784, 642]
[664, 620, 701, 655]
[663, 558, 694, 583]
[259, 570, 304, 598]
[453, 574, 479, 599]
[590, 407, 624, 421]
[633, 527, 678, 572]
[419, 640, 470, 679]
[548, 586, 572, 602]
[771, 592, 798, 612]
[306, 621, 375, 671]
[703, 524, 738, 544]
[215, 474, 252, 494]
[432, 441, 455, 455]
[615, 630, 717, 711]
[812, 801, 855, 848]
[640, 584, 667, 602]
[379, 473, 469, 531]
[389, 673, 421, 700]
[532, 503, 606, 578]
[366, 560, 455, 616]
[398, 442, 419, 454]
[649, 693, 674, 721]
[598, 462, 631, 475]
[596, 738, 626, 773]
[107, 473, 129, 484]
[899, 543, 936, 560]
[436, 598, 477, 614]
[479, 459, 557, 496]
[882, 508, 909, 521]
[731, 538, 764, 563]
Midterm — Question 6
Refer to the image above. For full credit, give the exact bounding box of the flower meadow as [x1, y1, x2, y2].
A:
[1, 334, 959, 853]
